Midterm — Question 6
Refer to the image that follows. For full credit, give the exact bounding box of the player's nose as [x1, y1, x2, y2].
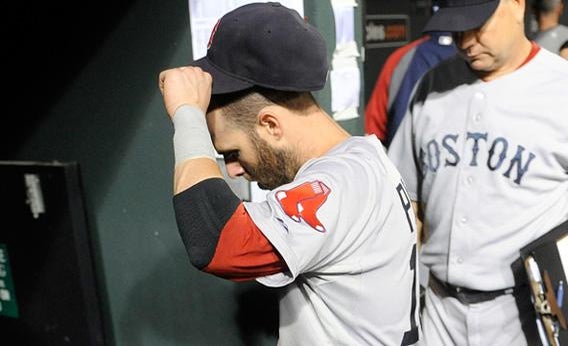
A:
[225, 161, 246, 178]
[453, 30, 475, 50]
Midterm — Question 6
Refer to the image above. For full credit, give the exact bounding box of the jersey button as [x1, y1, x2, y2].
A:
[457, 257, 464, 264]
[474, 92, 485, 100]
[473, 113, 482, 122]
[466, 176, 474, 185]
[460, 216, 468, 224]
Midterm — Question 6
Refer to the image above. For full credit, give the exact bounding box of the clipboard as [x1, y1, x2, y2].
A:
[520, 219, 568, 346]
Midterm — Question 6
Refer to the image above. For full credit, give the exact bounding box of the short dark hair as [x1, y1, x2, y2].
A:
[208, 87, 320, 132]
[532, 0, 563, 13]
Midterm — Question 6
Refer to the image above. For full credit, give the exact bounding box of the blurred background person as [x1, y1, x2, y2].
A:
[532, 0, 568, 54]
[365, 3, 456, 147]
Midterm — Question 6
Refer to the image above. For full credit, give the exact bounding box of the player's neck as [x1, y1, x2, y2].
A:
[291, 109, 350, 161]
[479, 38, 534, 82]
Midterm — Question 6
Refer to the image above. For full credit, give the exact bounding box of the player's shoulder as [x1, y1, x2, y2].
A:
[533, 47, 568, 75]
[426, 54, 472, 81]
[305, 136, 383, 169]
[557, 24, 568, 35]
[411, 55, 474, 104]
[300, 136, 394, 187]
[388, 36, 428, 61]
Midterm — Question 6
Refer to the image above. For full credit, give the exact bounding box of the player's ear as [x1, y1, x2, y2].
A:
[511, 0, 526, 23]
[257, 106, 283, 139]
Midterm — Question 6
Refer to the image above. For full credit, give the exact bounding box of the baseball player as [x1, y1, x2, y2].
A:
[388, 0, 568, 345]
[365, 36, 427, 141]
[159, 3, 420, 345]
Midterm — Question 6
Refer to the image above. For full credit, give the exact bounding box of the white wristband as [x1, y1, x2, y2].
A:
[172, 105, 217, 166]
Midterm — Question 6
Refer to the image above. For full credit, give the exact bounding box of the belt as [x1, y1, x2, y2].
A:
[429, 274, 515, 305]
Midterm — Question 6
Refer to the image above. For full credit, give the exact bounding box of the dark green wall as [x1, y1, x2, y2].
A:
[307, 1, 365, 136]
[11, 1, 364, 345]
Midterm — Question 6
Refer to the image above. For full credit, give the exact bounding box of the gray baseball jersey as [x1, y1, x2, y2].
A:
[244, 136, 420, 345]
[534, 24, 568, 55]
[388, 48, 568, 291]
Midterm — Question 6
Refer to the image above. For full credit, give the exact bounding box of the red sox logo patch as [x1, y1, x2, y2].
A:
[275, 181, 330, 232]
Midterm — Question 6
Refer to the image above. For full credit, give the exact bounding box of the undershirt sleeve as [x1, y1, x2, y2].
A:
[173, 177, 285, 280]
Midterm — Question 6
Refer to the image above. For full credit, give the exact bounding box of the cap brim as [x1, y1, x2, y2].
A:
[191, 56, 254, 95]
[423, 0, 500, 33]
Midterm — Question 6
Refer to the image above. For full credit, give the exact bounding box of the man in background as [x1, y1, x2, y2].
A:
[388, 0, 568, 344]
[532, 0, 568, 53]
[364, 36, 426, 143]
[365, 3, 456, 147]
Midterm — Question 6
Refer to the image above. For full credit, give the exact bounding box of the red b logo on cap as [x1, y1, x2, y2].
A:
[207, 19, 220, 50]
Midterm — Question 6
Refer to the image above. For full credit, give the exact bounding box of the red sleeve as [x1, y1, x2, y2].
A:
[365, 55, 396, 140]
[365, 37, 428, 140]
[204, 203, 286, 281]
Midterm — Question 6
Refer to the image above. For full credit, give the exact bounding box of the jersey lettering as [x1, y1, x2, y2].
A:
[275, 181, 330, 232]
[420, 132, 536, 185]
[396, 181, 419, 345]
[401, 244, 418, 345]
[396, 182, 414, 233]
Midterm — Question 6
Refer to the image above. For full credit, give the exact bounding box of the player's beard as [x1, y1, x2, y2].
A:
[243, 134, 302, 191]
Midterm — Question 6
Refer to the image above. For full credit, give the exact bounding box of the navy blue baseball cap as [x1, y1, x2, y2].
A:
[423, 0, 500, 33]
[191, 2, 329, 95]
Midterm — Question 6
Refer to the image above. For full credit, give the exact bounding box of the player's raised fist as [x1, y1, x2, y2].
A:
[158, 66, 212, 117]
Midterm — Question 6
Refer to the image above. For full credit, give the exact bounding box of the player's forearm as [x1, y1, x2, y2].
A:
[172, 104, 223, 194]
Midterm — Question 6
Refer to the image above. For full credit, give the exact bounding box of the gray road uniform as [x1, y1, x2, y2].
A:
[388, 48, 568, 345]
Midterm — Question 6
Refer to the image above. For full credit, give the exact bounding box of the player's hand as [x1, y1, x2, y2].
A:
[158, 66, 212, 118]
